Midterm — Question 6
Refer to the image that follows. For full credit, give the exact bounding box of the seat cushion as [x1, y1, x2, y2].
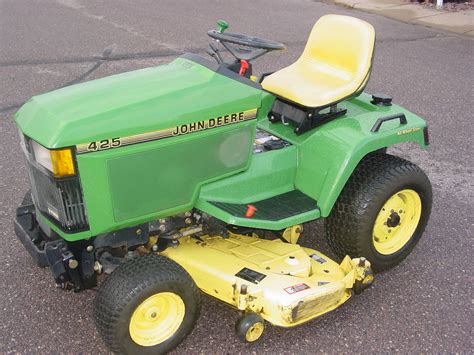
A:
[263, 60, 360, 108]
[262, 15, 375, 108]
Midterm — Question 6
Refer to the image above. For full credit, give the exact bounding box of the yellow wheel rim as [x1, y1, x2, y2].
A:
[372, 189, 422, 255]
[129, 292, 185, 347]
[245, 322, 264, 342]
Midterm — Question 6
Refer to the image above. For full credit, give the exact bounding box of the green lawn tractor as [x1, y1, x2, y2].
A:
[14, 15, 432, 354]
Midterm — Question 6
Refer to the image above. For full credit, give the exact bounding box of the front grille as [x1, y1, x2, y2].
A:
[25, 156, 89, 232]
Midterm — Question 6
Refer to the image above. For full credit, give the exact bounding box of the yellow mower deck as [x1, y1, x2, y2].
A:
[162, 233, 371, 327]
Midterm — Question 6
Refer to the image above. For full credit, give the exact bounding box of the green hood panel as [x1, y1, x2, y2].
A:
[15, 56, 262, 148]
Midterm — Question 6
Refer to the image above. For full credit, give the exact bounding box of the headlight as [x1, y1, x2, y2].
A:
[31, 140, 76, 177]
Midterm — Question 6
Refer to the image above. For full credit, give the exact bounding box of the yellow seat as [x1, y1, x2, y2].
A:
[262, 15, 375, 108]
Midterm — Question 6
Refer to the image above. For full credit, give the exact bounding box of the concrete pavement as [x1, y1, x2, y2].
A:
[329, 0, 474, 35]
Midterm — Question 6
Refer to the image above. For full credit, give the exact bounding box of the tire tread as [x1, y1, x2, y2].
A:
[326, 153, 431, 271]
[94, 254, 201, 353]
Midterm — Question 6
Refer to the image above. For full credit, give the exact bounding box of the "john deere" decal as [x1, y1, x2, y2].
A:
[76, 109, 257, 154]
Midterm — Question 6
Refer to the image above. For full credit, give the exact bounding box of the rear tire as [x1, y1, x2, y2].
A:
[94, 254, 201, 354]
[326, 153, 432, 272]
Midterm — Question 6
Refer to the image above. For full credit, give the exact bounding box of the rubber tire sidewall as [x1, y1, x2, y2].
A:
[364, 177, 431, 270]
[326, 153, 432, 272]
[120, 281, 197, 354]
[235, 313, 265, 343]
[95, 255, 201, 355]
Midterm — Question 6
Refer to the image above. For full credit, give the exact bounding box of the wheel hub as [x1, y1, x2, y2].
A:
[246, 322, 265, 342]
[129, 292, 185, 347]
[372, 189, 422, 255]
[386, 211, 401, 228]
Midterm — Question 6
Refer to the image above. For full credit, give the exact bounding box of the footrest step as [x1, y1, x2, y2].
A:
[209, 190, 317, 221]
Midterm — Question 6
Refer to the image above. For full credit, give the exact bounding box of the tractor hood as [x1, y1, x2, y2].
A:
[15, 54, 262, 148]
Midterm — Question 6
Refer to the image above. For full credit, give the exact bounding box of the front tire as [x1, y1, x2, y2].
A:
[326, 153, 432, 272]
[94, 254, 201, 354]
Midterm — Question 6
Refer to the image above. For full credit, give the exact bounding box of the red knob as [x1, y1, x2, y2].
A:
[239, 60, 249, 76]
[245, 204, 257, 218]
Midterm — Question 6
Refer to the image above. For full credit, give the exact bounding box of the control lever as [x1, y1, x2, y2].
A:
[217, 20, 229, 33]
[209, 42, 223, 63]
[206, 47, 219, 63]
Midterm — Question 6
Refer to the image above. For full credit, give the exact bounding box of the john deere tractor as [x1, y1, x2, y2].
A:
[14, 15, 431, 353]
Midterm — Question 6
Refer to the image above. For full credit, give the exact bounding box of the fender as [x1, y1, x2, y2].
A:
[198, 93, 428, 228]
[292, 101, 428, 216]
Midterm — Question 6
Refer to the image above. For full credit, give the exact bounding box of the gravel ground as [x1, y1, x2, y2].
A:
[0, 0, 473, 353]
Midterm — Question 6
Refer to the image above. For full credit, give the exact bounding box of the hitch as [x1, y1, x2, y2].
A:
[45, 240, 97, 291]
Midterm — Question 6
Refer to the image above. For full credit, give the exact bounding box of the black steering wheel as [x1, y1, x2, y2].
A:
[207, 21, 285, 62]
[208, 30, 286, 51]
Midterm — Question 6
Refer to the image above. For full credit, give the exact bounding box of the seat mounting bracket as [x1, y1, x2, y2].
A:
[269, 100, 347, 135]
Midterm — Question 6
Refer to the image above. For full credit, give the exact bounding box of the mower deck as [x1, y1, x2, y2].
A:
[162, 233, 370, 327]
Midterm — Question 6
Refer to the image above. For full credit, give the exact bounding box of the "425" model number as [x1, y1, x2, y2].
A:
[87, 138, 122, 152]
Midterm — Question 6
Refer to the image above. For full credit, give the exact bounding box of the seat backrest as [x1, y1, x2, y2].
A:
[299, 15, 375, 85]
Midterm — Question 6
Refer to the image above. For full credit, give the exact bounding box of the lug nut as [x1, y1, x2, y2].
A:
[68, 259, 79, 269]
[185, 211, 192, 217]
[93, 261, 102, 274]
[152, 244, 159, 252]
[185, 218, 192, 224]
[86, 245, 94, 252]
[159, 225, 166, 232]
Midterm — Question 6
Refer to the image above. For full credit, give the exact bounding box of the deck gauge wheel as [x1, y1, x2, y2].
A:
[235, 312, 265, 342]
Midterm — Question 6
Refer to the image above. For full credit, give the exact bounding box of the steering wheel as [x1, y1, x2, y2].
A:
[207, 21, 285, 62]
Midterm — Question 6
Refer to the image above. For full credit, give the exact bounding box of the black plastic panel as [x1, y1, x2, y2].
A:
[26, 160, 88, 232]
[235, 267, 267, 284]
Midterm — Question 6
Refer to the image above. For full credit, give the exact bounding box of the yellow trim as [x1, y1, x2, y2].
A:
[129, 292, 185, 347]
[372, 189, 422, 255]
[245, 322, 265, 342]
[261, 15, 375, 108]
[76, 108, 257, 154]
